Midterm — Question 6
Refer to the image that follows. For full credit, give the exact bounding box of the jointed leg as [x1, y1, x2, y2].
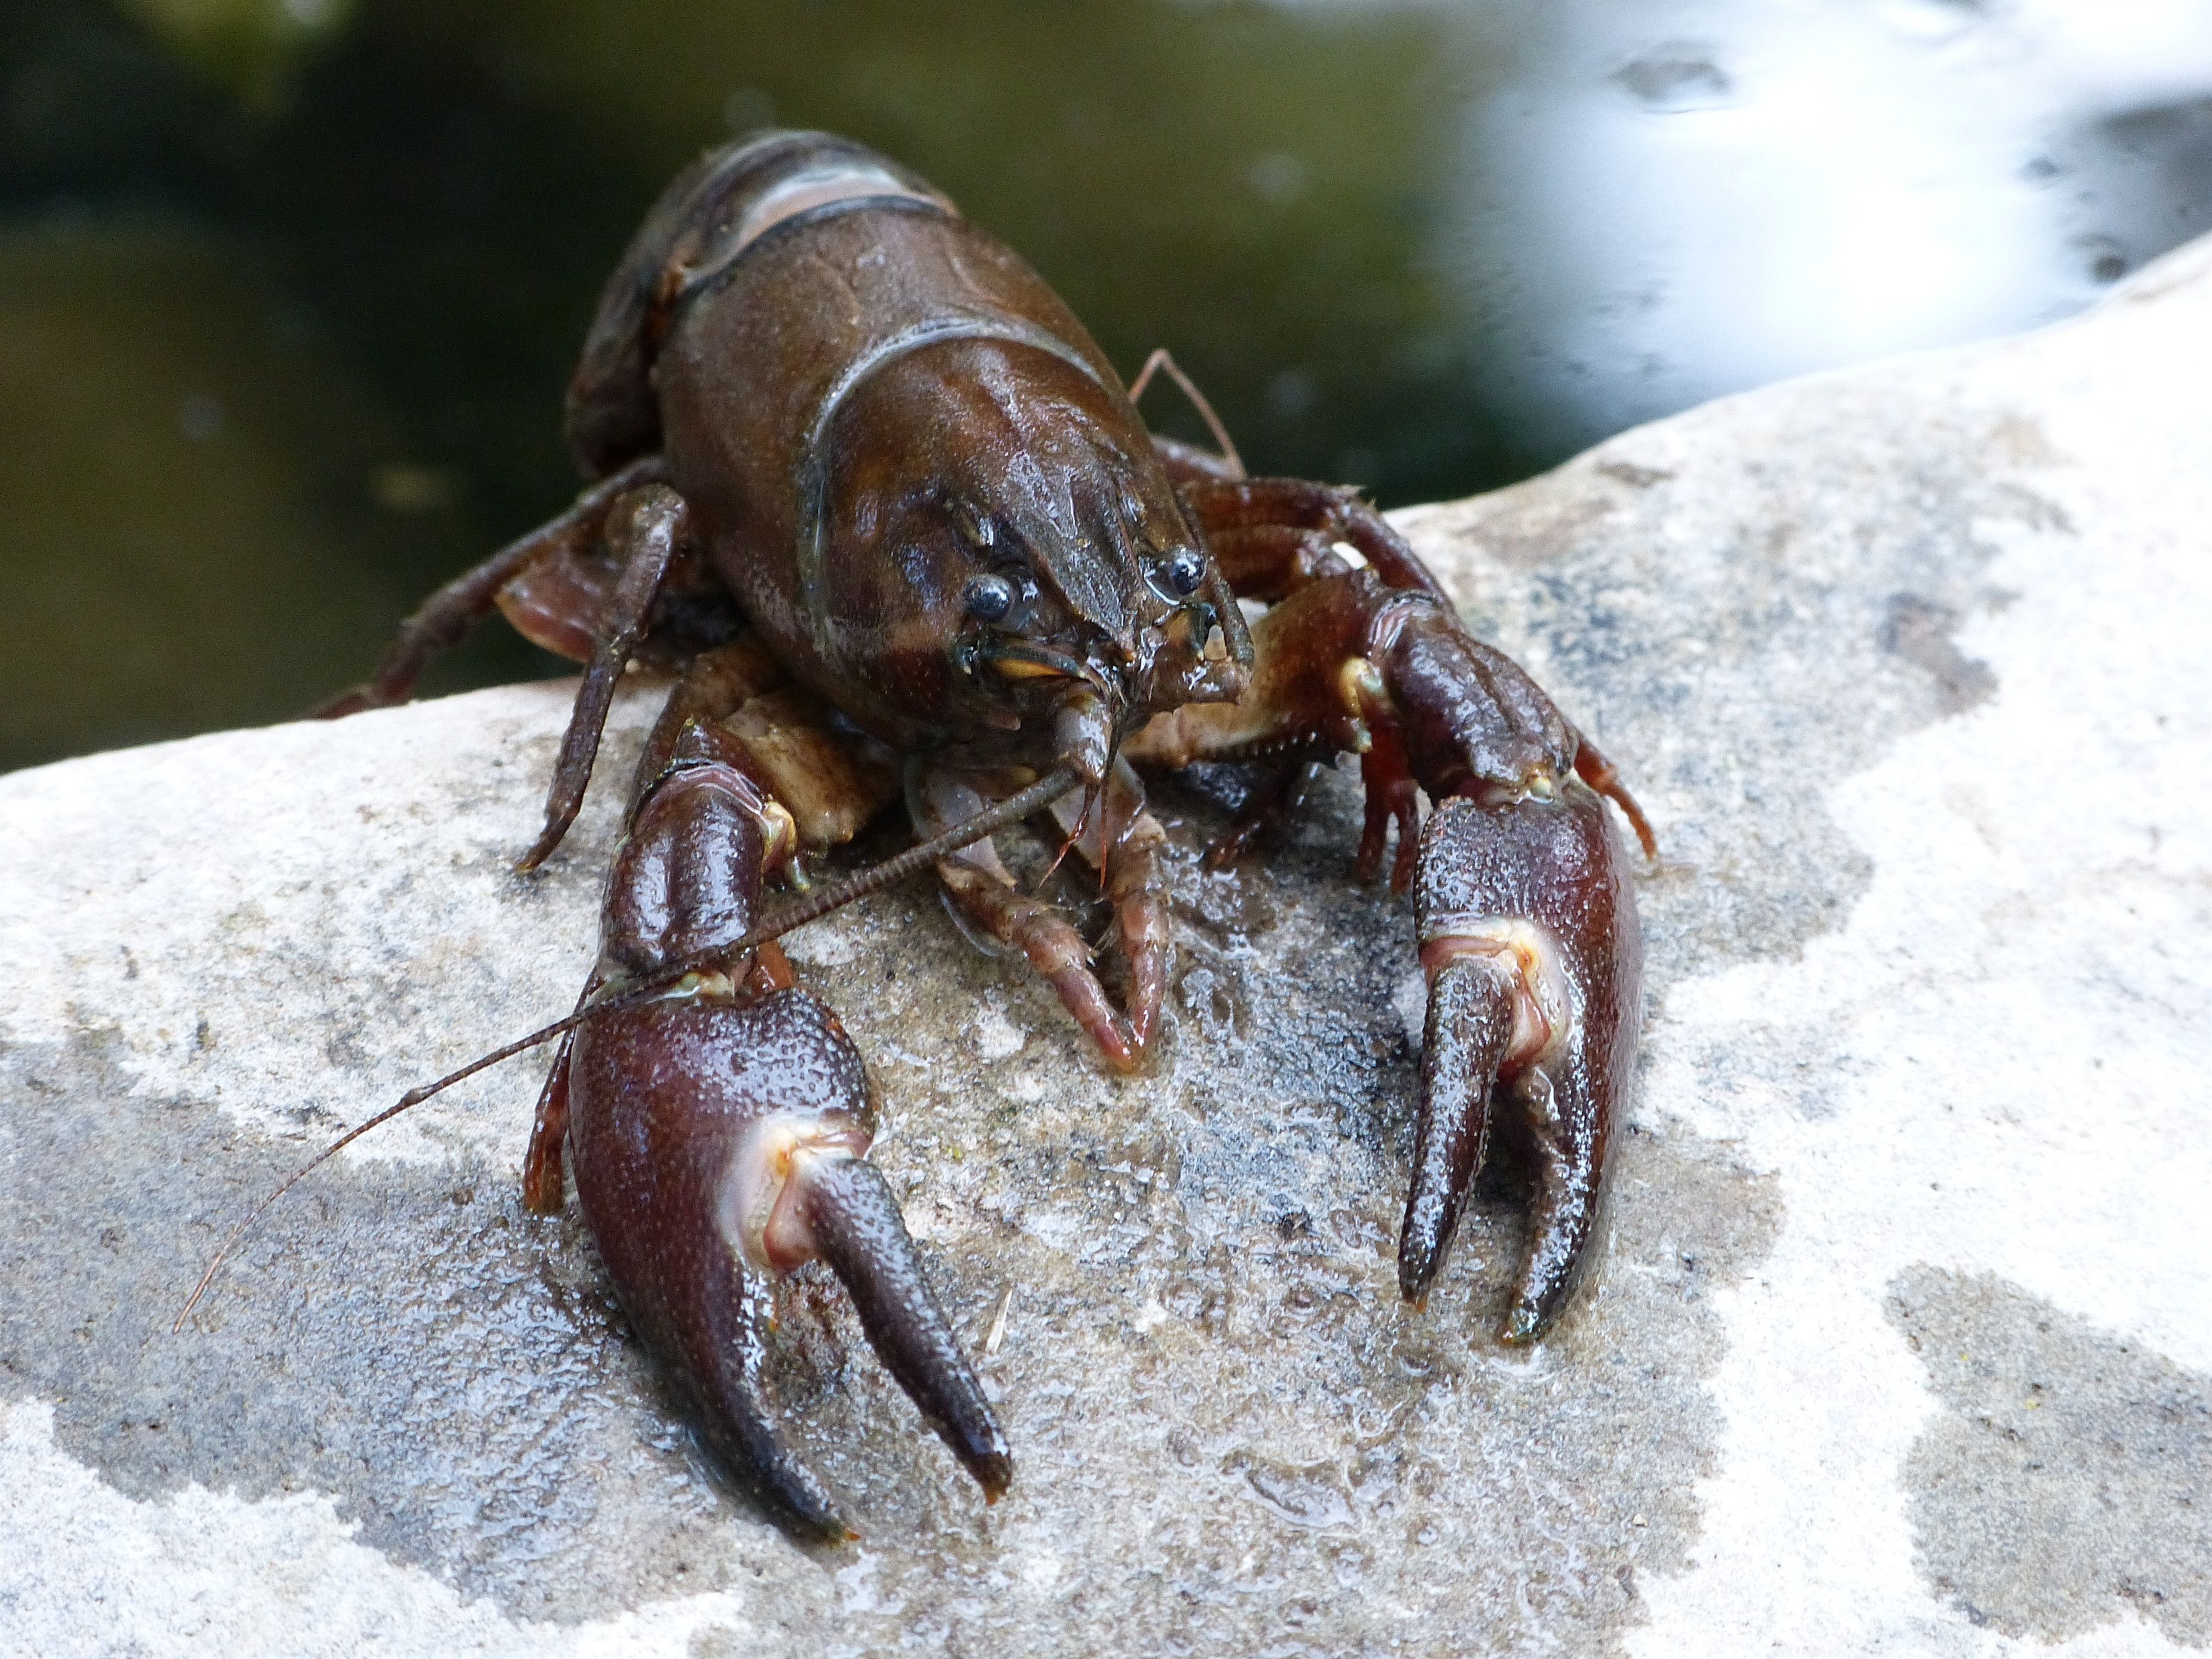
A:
[518, 484, 689, 871]
[1203, 756, 1324, 872]
[527, 639, 879, 1208]
[319, 453, 670, 716]
[1196, 524, 1355, 603]
[521, 974, 593, 1215]
[1178, 475, 1451, 603]
[915, 763, 1160, 1072]
[1038, 758, 1172, 1059]
[529, 631, 1009, 1533]
[1356, 727, 1423, 892]
[1571, 731, 1658, 860]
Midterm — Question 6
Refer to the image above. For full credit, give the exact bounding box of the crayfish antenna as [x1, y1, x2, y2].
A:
[173, 769, 1081, 1336]
[1127, 347, 1245, 479]
[171, 1001, 612, 1333]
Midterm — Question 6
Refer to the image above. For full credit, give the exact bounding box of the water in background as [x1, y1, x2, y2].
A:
[4, 0, 2208, 768]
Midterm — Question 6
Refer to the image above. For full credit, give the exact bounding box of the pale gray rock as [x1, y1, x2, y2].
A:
[2, 235, 2208, 1659]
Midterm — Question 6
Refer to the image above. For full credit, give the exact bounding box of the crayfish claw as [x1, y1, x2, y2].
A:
[1128, 562, 1646, 1339]
[802, 1156, 1014, 1499]
[1407, 784, 1642, 1342]
[570, 989, 1011, 1536]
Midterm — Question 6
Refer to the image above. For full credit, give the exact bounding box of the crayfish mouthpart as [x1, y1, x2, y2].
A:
[1050, 686, 1115, 787]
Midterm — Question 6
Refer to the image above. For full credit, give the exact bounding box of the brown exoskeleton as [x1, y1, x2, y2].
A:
[290, 131, 1654, 1539]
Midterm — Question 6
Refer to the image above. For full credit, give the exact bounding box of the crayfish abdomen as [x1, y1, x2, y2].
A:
[322, 130, 1650, 1538]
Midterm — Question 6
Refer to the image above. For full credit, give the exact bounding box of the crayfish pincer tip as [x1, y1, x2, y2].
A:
[1395, 1230, 1443, 1307]
[1397, 1271, 1434, 1312]
[971, 1437, 1015, 1502]
[513, 820, 575, 873]
[1499, 1303, 1548, 1348]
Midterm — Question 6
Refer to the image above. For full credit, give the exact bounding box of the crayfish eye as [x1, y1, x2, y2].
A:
[1162, 549, 1206, 597]
[964, 573, 1016, 623]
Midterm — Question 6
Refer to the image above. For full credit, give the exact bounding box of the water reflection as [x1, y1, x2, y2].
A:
[1447, 0, 2212, 454]
[2, 0, 2208, 767]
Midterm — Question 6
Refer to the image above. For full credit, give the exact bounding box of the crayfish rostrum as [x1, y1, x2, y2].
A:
[308, 131, 1653, 1539]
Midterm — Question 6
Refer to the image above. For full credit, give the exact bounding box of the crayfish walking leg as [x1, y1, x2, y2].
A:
[528, 662, 1010, 1538]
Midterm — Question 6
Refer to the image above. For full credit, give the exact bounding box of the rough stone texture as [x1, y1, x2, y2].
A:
[3, 236, 2209, 1657]
[1887, 1268, 2211, 1645]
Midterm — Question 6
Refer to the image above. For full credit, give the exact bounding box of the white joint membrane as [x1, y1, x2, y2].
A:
[717, 1113, 871, 1274]
[731, 164, 940, 256]
[1417, 916, 1578, 1074]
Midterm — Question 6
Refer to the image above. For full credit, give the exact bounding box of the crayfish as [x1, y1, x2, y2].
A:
[212, 131, 1652, 1541]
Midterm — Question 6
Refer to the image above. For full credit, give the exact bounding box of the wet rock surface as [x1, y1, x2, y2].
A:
[1888, 1267, 2211, 1646]
[3, 240, 2208, 1655]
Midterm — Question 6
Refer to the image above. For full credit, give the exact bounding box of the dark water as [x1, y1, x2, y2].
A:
[4, 0, 2208, 770]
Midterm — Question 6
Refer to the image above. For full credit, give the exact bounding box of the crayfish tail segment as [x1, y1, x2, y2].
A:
[801, 1156, 1013, 1499]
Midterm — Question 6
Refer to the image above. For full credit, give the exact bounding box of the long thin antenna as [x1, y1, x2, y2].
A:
[174, 765, 1080, 1331]
[713, 765, 1078, 952]
[1129, 347, 1245, 479]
